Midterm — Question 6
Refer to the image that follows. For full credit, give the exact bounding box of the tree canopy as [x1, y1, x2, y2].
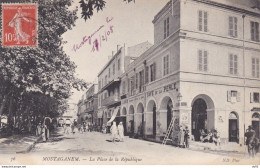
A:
[0, 0, 89, 133]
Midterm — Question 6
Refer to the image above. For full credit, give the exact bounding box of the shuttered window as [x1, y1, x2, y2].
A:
[228, 16, 238, 37]
[164, 17, 170, 39]
[251, 21, 259, 42]
[150, 63, 156, 82]
[145, 66, 149, 84]
[198, 50, 208, 72]
[163, 55, 169, 76]
[198, 10, 208, 32]
[229, 54, 238, 75]
[252, 57, 259, 78]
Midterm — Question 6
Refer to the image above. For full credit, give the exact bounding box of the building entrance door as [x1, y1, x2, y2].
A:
[192, 98, 207, 141]
[252, 113, 260, 139]
[153, 105, 156, 137]
[229, 112, 239, 142]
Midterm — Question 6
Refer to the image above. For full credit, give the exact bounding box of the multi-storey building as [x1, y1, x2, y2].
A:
[77, 84, 98, 124]
[97, 42, 152, 130]
[120, 0, 260, 144]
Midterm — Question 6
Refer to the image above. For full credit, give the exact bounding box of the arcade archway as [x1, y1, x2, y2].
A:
[191, 94, 214, 141]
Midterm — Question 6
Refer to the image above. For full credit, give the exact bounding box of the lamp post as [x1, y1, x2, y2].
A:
[177, 93, 182, 103]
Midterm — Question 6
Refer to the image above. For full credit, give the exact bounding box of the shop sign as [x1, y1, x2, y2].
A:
[181, 112, 189, 124]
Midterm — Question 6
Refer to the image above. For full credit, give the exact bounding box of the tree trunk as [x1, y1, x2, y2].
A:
[0, 95, 8, 116]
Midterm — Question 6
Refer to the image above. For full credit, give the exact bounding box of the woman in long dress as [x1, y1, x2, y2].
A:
[9, 7, 31, 44]
[110, 122, 118, 143]
[118, 122, 124, 142]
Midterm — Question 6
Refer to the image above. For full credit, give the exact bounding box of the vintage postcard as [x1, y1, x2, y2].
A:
[0, 0, 260, 166]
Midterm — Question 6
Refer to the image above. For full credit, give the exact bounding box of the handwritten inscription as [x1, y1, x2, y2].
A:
[72, 16, 114, 53]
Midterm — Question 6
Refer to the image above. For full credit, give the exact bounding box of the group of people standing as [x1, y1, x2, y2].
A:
[36, 122, 49, 142]
[176, 126, 190, 148]
[110, 121, 124, 143]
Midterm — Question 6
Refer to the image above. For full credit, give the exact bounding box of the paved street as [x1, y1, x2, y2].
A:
[31, 128, 260, 164]
[1, 127, 259, 165]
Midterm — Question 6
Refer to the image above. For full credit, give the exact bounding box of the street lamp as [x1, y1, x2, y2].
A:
[177, 93, 182, 102]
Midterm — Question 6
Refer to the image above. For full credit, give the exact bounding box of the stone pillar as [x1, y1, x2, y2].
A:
[157, 109, 167, 138]
[134, 113, 142, 134]
[144, 111, 153, 136]
[126, 114, 134, 133]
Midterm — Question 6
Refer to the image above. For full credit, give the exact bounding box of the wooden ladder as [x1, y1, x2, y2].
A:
[162, 116, 176, 145]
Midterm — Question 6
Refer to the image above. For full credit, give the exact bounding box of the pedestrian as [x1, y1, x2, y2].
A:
[118, 122, 124, 142]
[71, 123, 75, 134]
[110, 121, 118, 143]
[213, 129, 221, 147]
[36, 122, 42, 136]
[83, 122, 86, 132]
[27, 120, 32, 134]
[41, 123, 47, 142]
[184, 126, 189, 148]
[245, 125, 257, 158]
[102, 124, 106, 134]
[178, 126, 184, 147]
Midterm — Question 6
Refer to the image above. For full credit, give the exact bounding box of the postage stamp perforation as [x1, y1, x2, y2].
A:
[1, 2, 38, 47]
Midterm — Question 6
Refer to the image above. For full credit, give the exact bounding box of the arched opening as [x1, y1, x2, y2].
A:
[229, 112, 239, 142]
[147, 100, 157, 137]
[137, 103, 144, 136]
[129, 105, 135, 135]
[122, 107, 127, 116]
[191, 94, 214, 141]
[252, 113, 260, 139]
[160, 96, 173, 129]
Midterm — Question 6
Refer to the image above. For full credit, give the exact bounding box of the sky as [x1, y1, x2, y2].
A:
[62, 0, 169, 113]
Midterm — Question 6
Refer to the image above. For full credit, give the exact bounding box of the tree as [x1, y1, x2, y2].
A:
[79, 0, 135, 21]
[0, 0, 90, 133]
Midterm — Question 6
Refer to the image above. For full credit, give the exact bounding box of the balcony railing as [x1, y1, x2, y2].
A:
[101, 95, 120, 106]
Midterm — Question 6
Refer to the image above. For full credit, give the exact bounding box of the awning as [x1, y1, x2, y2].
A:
[107, 106, 120, 124]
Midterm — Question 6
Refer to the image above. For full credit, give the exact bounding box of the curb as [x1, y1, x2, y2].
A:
[16, 136, 42, 154]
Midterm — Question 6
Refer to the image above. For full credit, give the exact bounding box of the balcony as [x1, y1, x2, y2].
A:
[102, 95, 120, 107]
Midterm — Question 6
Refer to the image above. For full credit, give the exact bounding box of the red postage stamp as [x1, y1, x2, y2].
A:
[2, 4, 38, 47]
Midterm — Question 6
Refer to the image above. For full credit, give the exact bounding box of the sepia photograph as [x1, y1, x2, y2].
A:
[0, 0, 260, 166]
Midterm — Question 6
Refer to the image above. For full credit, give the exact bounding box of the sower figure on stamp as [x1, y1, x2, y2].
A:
[8, 7, 31, 44]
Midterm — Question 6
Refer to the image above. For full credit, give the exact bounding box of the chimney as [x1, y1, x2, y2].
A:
[112, 51, 114, 56]
[108, 55, 112, 60]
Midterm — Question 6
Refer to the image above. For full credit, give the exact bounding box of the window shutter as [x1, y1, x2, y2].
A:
[164, 20, 166, 39]
[227, 90, 231, 102]
[229, 16, 233, 36]
[256, 58, 259, 78]
[236, 92, 241, 102]
[167, 17, 170, 37]
[251, 22, 255, 41]
[234, 17, 238, 37]
[154, 63, 156, 80]
[250, 92, 254, 103]
[204, 11, 208, 32]
[234, 55, 238, 75]
[198, 50, 202, 71]
[204, 51, 208, 71]
[256, 22, 259, 41]
[198, 11, 202, 31]
[145, 66, 149, 84]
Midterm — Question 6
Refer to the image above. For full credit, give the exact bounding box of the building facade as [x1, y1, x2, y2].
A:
[77, 84, 98, 124]
[120, 0, 260, 144]
[97, 42, 152, 130]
